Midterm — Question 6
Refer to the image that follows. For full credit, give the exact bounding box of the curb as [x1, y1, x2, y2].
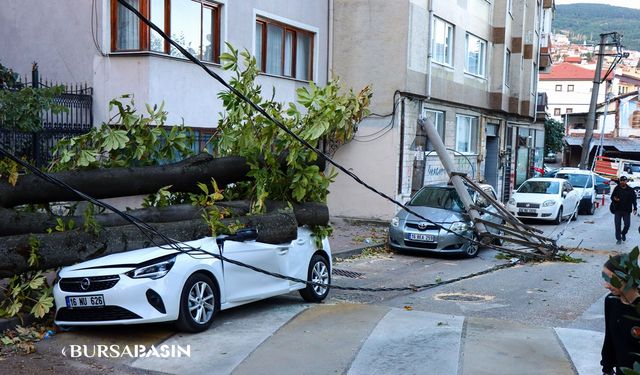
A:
[332, 242, 387, 260]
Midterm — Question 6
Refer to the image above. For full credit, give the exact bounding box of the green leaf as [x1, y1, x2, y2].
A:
[102, 129, 129, 151]
[28, 276, 45, 290]
[77, 149, 98, 167]
[30, 295, 54, 319]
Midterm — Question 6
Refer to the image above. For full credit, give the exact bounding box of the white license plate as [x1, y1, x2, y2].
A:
[519, 208, 537, 213]
[66, 294, 105, 308]
[407, 233, 435, 242]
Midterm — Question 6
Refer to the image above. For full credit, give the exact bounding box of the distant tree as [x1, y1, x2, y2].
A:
[544, 116, 565, 154]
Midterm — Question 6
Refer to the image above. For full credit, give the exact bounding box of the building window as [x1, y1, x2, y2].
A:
[465, 33, 486, 77]
[111, 0, 221, 63]
[567, 84, 574, 92]
[566, 108, 573, 114]
[432, 17, 454, 66]
[504, 49, 511, 86]
[554, 108, 561, 116]
[555, 84, 562, 91]
[455, 115, 478, 154]
[422, 108, 446, 151]
[255, 17, 314, 80]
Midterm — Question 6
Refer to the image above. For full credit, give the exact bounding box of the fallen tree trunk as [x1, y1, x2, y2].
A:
[0, 153, 249, 208]
[0, 201, 329, 236]
[0, 152, 327, 208]
[0, 211, 298, 278]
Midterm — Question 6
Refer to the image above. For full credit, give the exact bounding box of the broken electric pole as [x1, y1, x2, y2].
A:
[579, 32, 628, 170]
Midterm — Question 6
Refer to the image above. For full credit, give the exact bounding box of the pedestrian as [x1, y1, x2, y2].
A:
[611, 176, 637, 245]
[601, 254, 640, 375]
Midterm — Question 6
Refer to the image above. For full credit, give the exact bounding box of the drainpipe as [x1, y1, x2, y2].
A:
[426, 0, 433, 99]
[327, 0, 333, 82]
[398, 98, 406, 194]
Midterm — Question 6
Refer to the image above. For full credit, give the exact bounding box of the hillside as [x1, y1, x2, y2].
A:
[555, 3, 640, 52]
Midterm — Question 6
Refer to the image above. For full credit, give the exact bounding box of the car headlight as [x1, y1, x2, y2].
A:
[126, 255, 176, 280]
[542, 200, 556, 207]
[450, 221, 469, 233]
[391, 216, 399, 227]
[508, 198, 516, 205]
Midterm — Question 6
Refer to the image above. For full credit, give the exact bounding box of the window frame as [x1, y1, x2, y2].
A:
[432, 17, 454, 67]
[455, 114, 479, 154]
[464, 33, 487, 78]
[110, 0, 222, 64]
[255, 16, 315, 81]
[555, 84, 562, 92]
[554, 108, 561, 116]
[566, 108, 573, 114]
[422, 108, 446, 151]
[567, 84, 574, 92]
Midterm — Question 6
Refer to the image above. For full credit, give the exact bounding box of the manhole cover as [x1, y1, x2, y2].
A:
[332, 268, 365, 279]
[434, 293, 493, 302]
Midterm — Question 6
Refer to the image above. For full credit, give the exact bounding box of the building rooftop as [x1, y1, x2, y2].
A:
[540, 62, 613, 81]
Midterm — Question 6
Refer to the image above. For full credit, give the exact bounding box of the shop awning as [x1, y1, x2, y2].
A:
[564, 136, 640, 152]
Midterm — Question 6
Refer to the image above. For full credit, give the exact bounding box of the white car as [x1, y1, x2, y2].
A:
[555, 168, 597, 215]
[53, 227, 331, 332]
[506, 177, 580, 223]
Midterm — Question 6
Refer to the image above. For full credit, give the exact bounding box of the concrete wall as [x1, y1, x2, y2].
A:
[331, 0, 409, 114]
[1, 0, 329, 128]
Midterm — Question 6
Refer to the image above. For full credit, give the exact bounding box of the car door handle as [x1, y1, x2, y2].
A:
[277, 247, 289, 255]
[296, 238, 306, 245]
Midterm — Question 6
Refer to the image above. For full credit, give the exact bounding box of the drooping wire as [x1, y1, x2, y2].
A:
[114, 0, 509, 250]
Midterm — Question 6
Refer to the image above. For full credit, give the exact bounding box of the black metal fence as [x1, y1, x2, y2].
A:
[0, 67, 93, 167]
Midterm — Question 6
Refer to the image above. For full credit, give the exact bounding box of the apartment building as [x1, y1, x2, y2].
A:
[539, 62, 613, 121]
[0, 0, 329, 143]
[329, 0, 551, 219]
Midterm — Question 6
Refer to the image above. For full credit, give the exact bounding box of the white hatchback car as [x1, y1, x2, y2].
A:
[53, 227, 331, 332]
[506, 177, 580, 223]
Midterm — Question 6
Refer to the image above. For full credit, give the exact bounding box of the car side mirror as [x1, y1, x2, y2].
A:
[216, 227, 259, 252]
[562, 191, 567, 198]
[227, 228, 259, 242]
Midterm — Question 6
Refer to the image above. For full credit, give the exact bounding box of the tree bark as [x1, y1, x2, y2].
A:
[0, 201, 328, 236]
[0, 211, 298, 278]
[0, 153, 250, 208]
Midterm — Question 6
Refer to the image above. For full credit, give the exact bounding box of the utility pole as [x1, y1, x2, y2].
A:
[579, 32, 627, 169]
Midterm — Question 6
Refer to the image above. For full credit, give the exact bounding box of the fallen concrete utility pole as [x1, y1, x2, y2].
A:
[419, 117, 487, 237]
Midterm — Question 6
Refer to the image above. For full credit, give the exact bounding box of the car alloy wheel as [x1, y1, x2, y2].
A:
[176, 273, 219, 333]
[299, 254, 330, 302]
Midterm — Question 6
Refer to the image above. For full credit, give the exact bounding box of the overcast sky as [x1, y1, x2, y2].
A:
[554, 0, 640, 9]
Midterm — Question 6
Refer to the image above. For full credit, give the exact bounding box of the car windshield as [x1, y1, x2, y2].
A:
[556, 173, 589, 188]
[408, 187, 465, 212]
[630, 165, 640, 173]
[517, 181, 559, 194]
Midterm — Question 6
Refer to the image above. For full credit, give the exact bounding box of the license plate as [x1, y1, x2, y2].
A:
[66, 294, 105, 308]
[407, 233, 435, 242]
[519, 208, 537, 213]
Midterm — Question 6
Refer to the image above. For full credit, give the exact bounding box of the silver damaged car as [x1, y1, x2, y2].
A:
[388, 183, 503, 257]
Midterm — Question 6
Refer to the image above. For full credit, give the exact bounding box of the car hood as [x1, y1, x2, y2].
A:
[60, 237, 215, 276]
[511, 193, 557, 203]
[397, 206, 466, 224]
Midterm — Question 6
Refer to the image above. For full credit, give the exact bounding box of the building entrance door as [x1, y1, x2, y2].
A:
[485, 135, 499, 190]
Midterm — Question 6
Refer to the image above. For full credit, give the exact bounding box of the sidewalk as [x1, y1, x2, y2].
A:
[130, 302, 603, 375]
[328, 217, 389, 257]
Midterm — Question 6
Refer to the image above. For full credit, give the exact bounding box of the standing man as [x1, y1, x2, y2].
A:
[611, 176, 637, 244]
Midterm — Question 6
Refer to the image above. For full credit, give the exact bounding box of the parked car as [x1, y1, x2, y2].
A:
[506, 177, 580, 224]
[555, 168, 597, 215]
[53, 227, 331, 332]
[594, 174, 611, 195]
[543, 166, 558, 178]
[544, 152, 558, 163]
[388, 183, 503, 258]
